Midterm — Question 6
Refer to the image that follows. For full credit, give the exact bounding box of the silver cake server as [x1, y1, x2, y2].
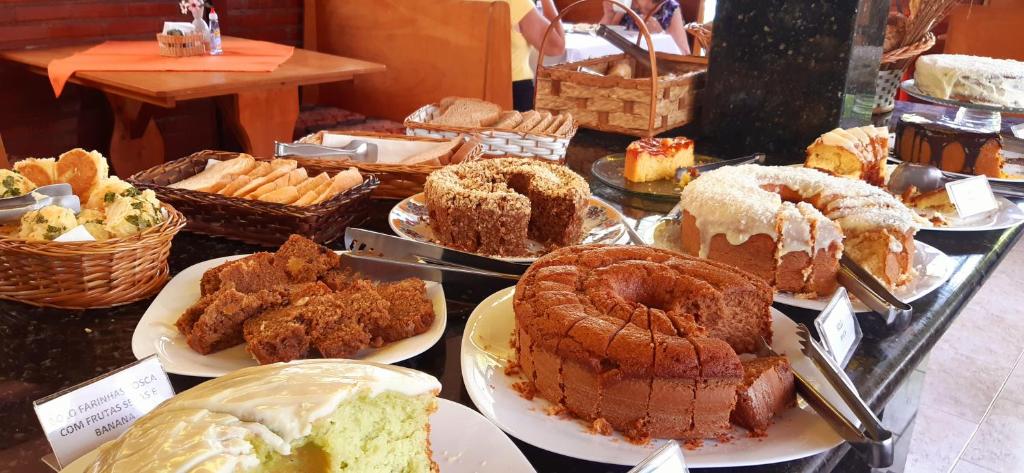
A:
[343, 228, 528, 276]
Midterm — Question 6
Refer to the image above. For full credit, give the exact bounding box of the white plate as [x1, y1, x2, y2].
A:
[389, 193, 626, 263]
[60, 398, 533, 473]
[131, 253, 447, 378]
[773, 241, 953, 312]
[644, 218, 955, 313]
[917, 196, 1024, 232]
[461, 287, 849, 468]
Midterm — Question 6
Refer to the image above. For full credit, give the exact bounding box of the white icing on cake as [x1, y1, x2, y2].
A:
[86, 360, 441, 473]
[680, 164, 917, 257]
[915, 54, 1024, 108]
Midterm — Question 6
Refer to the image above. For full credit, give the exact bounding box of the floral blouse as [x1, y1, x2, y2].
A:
[621, 0, 680, 32]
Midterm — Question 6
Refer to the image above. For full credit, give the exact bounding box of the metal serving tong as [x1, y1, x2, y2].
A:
[595, 25, 704, 75]
[628, 440, 689, 473]
[758, 329, 893, 468]
[341, 228, 523, 293]
[674, 152, 766, 181]
[837, 256, 913, 332]
[274, 140, 379, 163]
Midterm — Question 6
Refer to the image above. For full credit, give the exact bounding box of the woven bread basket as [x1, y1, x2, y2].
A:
[0, 203, 185, 309]
[533, 0, 707, 137]
[294, 130, 483, 199]
[404, 105, 578, 164]
[129, 151, 378, 246]
[880, 32, 936, 71]
[156, 32, 208, 57]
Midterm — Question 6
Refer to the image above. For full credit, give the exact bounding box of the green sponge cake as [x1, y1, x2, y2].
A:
[85, 360, 441, 473]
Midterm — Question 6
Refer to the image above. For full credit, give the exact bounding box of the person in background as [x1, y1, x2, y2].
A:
[509, 0, 565, 111]
[599, 0, 691, 55]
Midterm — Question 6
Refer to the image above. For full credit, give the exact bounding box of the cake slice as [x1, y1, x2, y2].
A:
[650, 334, 700, 439]
[731, 356, 796, 436]
[805, 126, 889, 186]
[623, 137, 695, 183]
[85, 360, 441, 473]
[686, 336, 743, 438]
[602, 322, 655, 442]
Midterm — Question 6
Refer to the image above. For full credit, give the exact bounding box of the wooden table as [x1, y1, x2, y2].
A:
[0, 39, 385, 175]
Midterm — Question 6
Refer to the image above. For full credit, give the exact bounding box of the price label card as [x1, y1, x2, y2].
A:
[946, 176, 999, 219]
[33, 355, 174, 468]
[815, 287, 862, 368]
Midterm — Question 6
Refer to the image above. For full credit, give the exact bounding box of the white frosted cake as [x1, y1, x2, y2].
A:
[915, 54, 1024, 108]
[85, 360, 441, 473]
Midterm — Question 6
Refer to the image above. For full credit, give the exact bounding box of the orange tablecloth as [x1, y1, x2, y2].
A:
[47, 37, 294, 97]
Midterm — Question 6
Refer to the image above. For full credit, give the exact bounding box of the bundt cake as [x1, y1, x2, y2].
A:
[423, 158, 590, 257]
[84, 360, 441, 473]
[805, 126, 889, 186]
[679, 165, 919, 295]
[895, 114, 1005, 178]
[623, 137, 695, 183]
[513, 244, 777, 441]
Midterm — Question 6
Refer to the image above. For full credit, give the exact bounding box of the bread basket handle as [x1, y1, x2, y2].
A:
[534, 0, 660, 134]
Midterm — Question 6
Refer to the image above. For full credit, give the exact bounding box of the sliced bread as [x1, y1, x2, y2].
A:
[430, 98, 502, 128]
[492, 111, 523, 130]
[516, 110, 542, 132]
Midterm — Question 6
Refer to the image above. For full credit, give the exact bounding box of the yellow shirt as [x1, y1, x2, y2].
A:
[506, 0, 535, 81]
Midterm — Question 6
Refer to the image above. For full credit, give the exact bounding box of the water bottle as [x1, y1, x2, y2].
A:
[209, 8, 223, 55]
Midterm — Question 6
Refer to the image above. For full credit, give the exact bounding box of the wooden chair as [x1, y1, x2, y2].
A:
[945, 4, 1024, 61]
[0, 133, 8, 169]
[304, 0, 512, 121]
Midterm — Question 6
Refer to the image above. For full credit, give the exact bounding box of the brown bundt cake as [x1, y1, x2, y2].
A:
[513, 244, 775, 441]
[423, 158, 590, 257]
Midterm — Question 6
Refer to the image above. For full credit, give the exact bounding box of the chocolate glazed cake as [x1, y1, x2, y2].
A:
[423, 158, 590, 257]
[895, 114, 1005, 178]
[513, 244, 776, 442]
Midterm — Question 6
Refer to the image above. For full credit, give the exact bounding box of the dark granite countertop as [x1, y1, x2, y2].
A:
[1, 101, 1021, 473]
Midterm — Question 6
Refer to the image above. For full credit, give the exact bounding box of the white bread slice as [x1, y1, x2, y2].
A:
[258, 186, 300, 204]
[250, 168, 306, 199]
[218, 174, 252, 196]
[286, 167, 308, 186]
[295, 180, 333, 206]
[169, 155, 256, 190]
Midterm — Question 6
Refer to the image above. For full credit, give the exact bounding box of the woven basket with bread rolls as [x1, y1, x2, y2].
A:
[129, 150, 378, 246]
[0, 148, 185, 309]
[404, 97, 578, 164]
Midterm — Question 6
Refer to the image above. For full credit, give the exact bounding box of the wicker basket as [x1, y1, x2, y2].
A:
[0, 204, 186, 309]
[880, 32, 936, 71]
[294, 130, 483, 199]
[684, 22, 713, 54]
[404, 105, 578, 164]
[156, 32, 208, 57]
[534, 0, 707, 137]
[129, 151, 378, 246]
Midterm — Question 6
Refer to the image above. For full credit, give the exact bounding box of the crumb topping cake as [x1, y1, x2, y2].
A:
[680, 165, 920, 294]
[423, 158, 590, 256]
[514, 244, 784, 442]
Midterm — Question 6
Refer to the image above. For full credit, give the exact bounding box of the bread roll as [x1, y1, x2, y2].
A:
[56, 148, 109, 201]
[77, 208, 111, 240]
[13, 158, 57, 187]
[85, 176, 135, 210]
[18, 205, 77, 241]
[606, 60, 633, 79]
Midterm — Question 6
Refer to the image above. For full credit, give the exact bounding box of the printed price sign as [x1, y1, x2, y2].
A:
[33, 355, 174, 468]
[815, 287, 862, 368]
[946, 176, 999, 219]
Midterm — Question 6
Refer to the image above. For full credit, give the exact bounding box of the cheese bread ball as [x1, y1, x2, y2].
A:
[18, 205, 77, 241]
[103, 189, 164, 238]
[77, 208, 111, 241]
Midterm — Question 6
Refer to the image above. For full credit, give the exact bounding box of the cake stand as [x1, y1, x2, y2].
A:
[900, 79, 1024, 133]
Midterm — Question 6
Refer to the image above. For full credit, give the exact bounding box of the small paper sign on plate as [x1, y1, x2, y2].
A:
[33, 355, 174, 468]
[814, 287, 862, 368]
[946, 176, 999, 219]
